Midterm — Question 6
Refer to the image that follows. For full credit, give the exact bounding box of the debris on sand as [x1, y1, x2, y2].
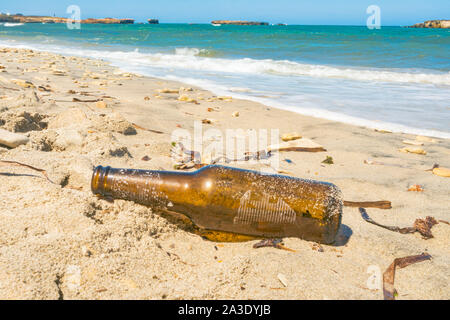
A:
[277, 273, 288, 287]
[201, 118, 215, 124]
[281, 132, 301, 142]
[178, 95, 198, 104]
[157, 88, 179, 94]
[399, 147, 426, 155]
[413, 217, 439, 239]
[321, 156, 334, 165]
[374, 129, 392, 133]
[407, 184, 424, 192]
[267, 138, 325, 153]
[253, 239, 296, 252]
[11, 79, 35, 89]
[344, 200, 391, 209]
[311, 243, 324, 252]
[360, 208, 442, 239]
[131, 123, 164, 134]
[383, 253, 431, 300]
[432, 166, 450, 177]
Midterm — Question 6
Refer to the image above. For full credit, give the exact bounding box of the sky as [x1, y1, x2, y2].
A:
[0, 0, 449, 26]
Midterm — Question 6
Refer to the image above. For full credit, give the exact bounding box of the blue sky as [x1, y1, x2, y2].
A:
[1, 0, 449, 25]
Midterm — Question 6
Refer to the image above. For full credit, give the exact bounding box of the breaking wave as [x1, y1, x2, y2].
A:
[2, 23, 25, 27]
[0, 40, 448, 86]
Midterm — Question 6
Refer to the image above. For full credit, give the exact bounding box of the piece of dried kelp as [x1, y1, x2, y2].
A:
[253, 239, 296, 252]
[345, 200, 392, 209]
[413, 217, 438, 239]
[360, 207, 415, 234]
[360, 208, 440, 239]
[383, 253, 432, 300]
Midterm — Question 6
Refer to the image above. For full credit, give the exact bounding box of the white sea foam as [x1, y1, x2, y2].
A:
[105, 49, 450, 86]
[1, 41, 448, 86]
[3, 23, 24, 27]
[175, 47, 205, 56]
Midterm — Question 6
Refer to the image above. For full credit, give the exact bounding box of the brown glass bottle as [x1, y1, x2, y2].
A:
[91, 165, 343, 244]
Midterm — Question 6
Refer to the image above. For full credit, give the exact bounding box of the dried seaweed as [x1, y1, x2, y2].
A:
[413, 217, 438, 239]
[345, 200, 392, 209]
[0, 160, 56, 184]
[253, 238, 296, 252]
[360, 208, 440, 239]
[383, 253, 432, 300]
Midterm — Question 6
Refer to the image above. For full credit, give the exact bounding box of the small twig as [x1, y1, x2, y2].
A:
[72, 97, 101, 102]
[166, 251, 197, 267]
[253, 238, 296, 252]
[132, 123, 165, 134]
[0, 160, 56, 184]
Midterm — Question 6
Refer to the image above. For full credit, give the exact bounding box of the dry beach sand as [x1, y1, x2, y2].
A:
[0, 47, 448, 299]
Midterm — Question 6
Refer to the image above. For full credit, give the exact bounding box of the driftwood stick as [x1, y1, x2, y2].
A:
[132, 123, 165, 134]
[344, 200, 392, 209]
[72, 97, 101, 102]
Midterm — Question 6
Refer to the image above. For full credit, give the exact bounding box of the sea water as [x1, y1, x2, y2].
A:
[0, 23, 449, 137]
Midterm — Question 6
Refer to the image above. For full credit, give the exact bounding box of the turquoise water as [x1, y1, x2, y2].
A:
[1, 23, 449, 137]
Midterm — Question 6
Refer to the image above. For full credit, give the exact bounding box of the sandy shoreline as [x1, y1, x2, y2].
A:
[0, 47, 448, 299]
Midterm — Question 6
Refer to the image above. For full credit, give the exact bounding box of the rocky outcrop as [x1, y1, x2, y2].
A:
[147, 19, 159, 24]
[409, 20, 450, 28]
[0, 14, 67, 23]
[81, 18, 134, 24]
[0, 14, 134, 24]
[211, 20, 269, 26]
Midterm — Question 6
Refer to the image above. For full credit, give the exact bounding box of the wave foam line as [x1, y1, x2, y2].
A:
[1, 40, 449, 86]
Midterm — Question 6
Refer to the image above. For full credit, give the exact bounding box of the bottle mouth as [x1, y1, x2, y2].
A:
[91, 165, 111, 195]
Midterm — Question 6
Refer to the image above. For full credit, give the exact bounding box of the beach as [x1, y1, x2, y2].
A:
[0, 47, 448, 299]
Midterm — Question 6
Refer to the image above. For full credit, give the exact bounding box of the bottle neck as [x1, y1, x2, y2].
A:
[91, 165, 210, 207]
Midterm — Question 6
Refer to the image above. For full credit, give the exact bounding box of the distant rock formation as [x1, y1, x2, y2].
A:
[0, 14, 67, 23]
[0, 14, 134, 24]
[409, 20, 450, 28]
[211, 20, 269, 26]
[147, 19, 159, 24]
[82, 18, 134, 24]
